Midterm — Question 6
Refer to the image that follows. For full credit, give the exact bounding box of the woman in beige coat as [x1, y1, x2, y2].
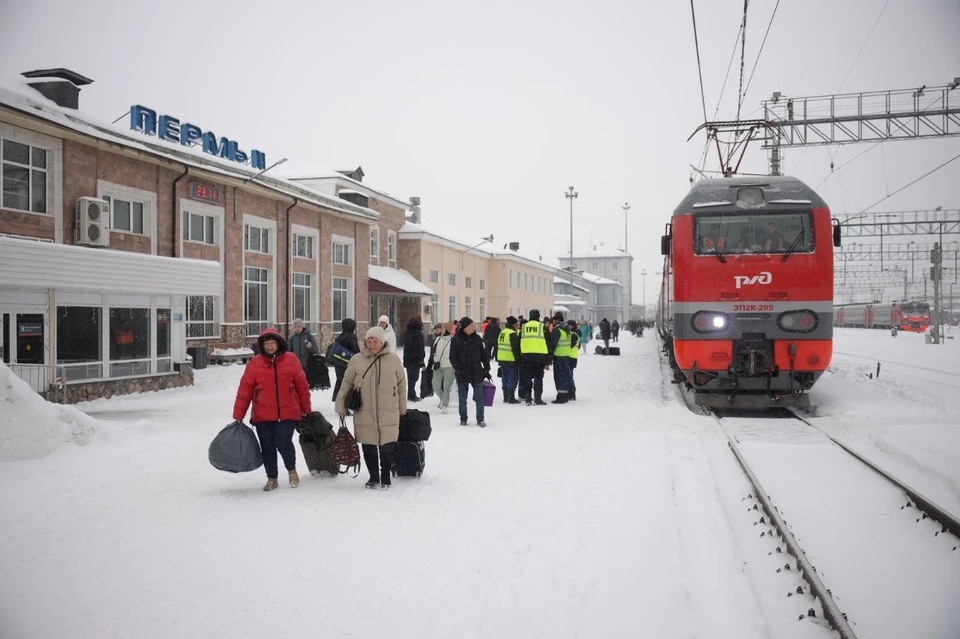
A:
[336, 326, 407, 489]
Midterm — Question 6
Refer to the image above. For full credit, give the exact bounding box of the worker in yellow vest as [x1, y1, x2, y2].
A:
[518, 309, 549, 405]
[496, 316, 521, 403]
[548, 311, 571, 404]
[566, 319, 580, 401]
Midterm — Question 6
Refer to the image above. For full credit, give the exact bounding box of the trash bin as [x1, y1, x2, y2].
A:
[188, 346, 208, 370]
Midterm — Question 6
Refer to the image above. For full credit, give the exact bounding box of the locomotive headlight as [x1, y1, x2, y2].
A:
[737, 187, 765, 207]
[777, 310, 819, 333]
[692, 311, 730, 333]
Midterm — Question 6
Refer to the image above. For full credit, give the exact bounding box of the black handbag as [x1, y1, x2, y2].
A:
[343, 355, 381, 411]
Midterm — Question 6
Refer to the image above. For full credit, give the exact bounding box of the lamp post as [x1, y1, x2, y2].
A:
[565, 186, 578, 294]
[623, 202, 630, 255]
[908, 241, 915, 284]
[640, 268, 647, 308]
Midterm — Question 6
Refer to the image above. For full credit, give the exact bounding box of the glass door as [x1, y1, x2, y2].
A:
[16, 313, 45, 364]
[1, 313, 9, 364]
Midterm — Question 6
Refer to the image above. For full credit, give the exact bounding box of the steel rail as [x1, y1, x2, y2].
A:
[715, 413, 858, 639]
[789, 410, 960, 539]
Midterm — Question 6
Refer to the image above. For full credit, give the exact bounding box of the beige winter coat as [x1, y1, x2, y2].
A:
[335, 343, 407, 446]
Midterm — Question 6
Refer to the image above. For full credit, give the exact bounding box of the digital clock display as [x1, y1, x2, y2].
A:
[189, 181, 221, 204]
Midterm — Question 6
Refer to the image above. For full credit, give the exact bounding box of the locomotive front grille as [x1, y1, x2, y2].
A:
[735, 333, 774, 377]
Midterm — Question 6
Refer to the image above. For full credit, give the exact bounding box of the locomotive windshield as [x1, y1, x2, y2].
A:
[694, 210, 814, 256]
[901, 301, 930, 316]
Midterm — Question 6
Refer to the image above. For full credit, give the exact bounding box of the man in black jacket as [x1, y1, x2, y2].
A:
[402, 316, 426, 402]
[330, 318, 360, 402]
[483, 317, 501, 361]
[450, 316, 491, 427]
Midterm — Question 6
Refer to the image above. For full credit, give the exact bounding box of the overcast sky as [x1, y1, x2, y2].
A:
[2, 0, 958, 304]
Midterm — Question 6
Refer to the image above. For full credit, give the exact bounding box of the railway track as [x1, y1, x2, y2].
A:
[715, 408, 960, 639]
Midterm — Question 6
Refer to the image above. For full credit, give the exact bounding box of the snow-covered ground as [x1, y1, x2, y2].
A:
[1, 328, 958, 638]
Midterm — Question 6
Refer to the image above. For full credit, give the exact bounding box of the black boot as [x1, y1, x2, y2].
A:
[379, 443, 395, 490]
[534, 392, 546, 406]
[551, 392, 568, 404]
[506, 390, 520, 404]
[568, 388, 577, 401]
[362, 445, 380, 489]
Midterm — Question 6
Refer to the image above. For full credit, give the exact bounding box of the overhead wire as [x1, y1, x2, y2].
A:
[858, 151, 960, 213]
[735, 0, 750, 122]
[742, 0, 781, 101]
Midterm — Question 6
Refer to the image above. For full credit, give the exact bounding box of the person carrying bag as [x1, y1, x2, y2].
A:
[335, 326, 406, 490]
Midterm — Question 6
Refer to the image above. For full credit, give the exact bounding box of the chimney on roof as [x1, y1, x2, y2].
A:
[21, 68, 93, 110]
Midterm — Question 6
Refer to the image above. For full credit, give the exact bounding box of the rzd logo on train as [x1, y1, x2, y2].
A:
[734, 271, 772, 289]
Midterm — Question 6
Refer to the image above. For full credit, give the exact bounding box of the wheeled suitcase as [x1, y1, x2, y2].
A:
[306, 354, 331, 390]
[399, 409, 432, 441]
[392, 440, 425, 477]
[608, 347, 620, 356]
[299, 435, 338, 476]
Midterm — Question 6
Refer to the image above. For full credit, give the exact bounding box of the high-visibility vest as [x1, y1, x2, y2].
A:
[519, 321, 548, 355]
[569, 332, 580, 360]
[497, 328, 517, 362]
[554, 328, 571, 357]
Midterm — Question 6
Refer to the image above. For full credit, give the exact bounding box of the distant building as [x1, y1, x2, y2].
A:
[553, 270, 623, 324]
[557, 247, 633, 321]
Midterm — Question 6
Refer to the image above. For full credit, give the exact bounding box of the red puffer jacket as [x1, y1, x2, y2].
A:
[233, 329, 311, 423]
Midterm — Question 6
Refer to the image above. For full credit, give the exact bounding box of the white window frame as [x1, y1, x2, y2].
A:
[97, 180, 158, 253]
[1, 137, 48, 214]
[387, 230, 397, 267]
[448, 273, 457, 286]
[333, 276, 352, 323]
[465, 296, 472, 318]
[479, 297, 487, 320]
[331, 234, 355, 323]
[429, 269, 439, 283]
[292, 272, 314, 331]
[292, 232, 315, 259]
[183, 211, 216, 245]
[465, 276, 472, 289]
[244, 223, 272, 254]
[290, 224, 320, 324]
[0, 124, 63, 237]
[333, 240, 351, 266]
[509, 270, 513, 289]
[185, 295, 219, 339]
[244, 266, 270, 337]
[430, 293, 439, 322]
[448, 295, 457, 322]
[369, 227, 380, 265]
[479, 279, 486, 291]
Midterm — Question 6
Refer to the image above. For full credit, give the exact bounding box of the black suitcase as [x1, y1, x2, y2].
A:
[399, 409, 432, 441]
[392, 440, 425, 477]
[608, 347, 620, 356]
[306, 354, 331, 390]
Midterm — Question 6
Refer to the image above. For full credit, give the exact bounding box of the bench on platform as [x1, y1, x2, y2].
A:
[209, 347, 255, 365]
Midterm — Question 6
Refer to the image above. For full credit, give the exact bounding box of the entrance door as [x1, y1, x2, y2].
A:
[16, 314, 45, 364]
[1, 313, 9, 364]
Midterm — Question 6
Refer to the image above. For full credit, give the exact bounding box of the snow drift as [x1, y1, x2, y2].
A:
[0, 361, 97, 462]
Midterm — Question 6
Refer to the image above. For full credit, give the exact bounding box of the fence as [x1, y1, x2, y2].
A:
[7, 363, 67, 403]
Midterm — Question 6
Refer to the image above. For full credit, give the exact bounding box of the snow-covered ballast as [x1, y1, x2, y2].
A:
[0, 235, 221, 402]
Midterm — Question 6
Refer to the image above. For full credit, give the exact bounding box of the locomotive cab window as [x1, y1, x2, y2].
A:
[694, 210, 814, 256]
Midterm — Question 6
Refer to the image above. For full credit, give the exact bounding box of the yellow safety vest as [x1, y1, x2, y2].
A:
[519, 321, 548, 355]
[569, 332, 580, 360]
[497, 328, 517, 363]
[554, 328, 571, 357]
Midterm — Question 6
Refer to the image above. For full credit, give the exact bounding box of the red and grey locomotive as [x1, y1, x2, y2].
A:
[657, 176, 840, 409]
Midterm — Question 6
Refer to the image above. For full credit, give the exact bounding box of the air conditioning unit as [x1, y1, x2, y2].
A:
[75, 197, 109, 247]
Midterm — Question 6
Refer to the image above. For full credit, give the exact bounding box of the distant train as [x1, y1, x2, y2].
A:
[657, 175, 840, 410]
[833, 301, 931, 332]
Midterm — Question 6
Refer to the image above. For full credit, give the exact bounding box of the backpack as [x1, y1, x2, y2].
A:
[331, 416, 362, 477]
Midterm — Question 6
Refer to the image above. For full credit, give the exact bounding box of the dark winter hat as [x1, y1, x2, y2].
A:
[506, 315, 518, 326]
[528, 309, 541, 320]
[567, 320, 578, 329]
[341, 318, 357, 333]
[552, 311, 564, 322]
[257, 328, 288, 354]
[459, 316, 474, 329]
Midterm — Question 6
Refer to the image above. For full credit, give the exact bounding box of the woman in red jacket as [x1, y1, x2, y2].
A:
[233, 328, 311, 491]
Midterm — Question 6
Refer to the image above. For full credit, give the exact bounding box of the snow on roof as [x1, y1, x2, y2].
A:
[368, 265, 434, 295]
[399, 222, 497, 256]
[580, 272, 622, 286]
[0, 84, 377, 222]
[553, 305, 571, 314]
[554, 295, 587, 306]
[336, 189, 364, 196]
[559, 248, 633, 259]
[287, 173, 409, 209]
[553, 276, 590, 291]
